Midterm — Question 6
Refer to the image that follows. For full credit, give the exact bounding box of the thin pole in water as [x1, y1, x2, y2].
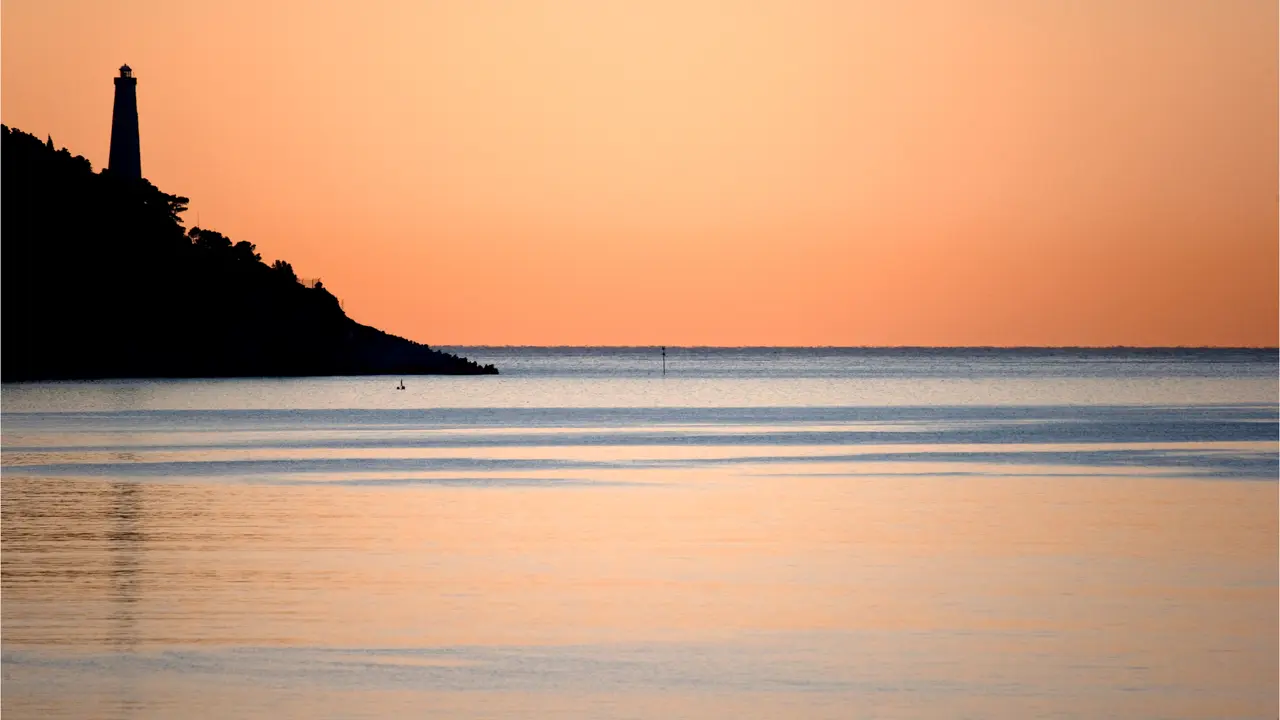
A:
[662, 346, 666, 376]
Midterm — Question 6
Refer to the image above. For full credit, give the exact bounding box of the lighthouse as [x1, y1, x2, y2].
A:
[108, 64, 141, 179]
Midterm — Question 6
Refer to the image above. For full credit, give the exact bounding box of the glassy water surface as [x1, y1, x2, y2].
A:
[3, 348, 1277, 719]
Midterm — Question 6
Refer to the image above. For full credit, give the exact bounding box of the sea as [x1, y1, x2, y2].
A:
[2, 347, 1277, 719]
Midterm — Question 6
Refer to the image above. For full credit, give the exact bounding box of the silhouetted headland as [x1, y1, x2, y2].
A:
[1, 125, 497, 380]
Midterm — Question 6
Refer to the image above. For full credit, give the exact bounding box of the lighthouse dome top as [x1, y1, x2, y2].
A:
[119, 65, 132, 78]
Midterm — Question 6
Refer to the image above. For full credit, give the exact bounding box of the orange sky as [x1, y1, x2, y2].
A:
[2, 0, 1276, 346]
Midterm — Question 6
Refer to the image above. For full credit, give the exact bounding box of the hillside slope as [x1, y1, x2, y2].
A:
[1, 126, 497, 380]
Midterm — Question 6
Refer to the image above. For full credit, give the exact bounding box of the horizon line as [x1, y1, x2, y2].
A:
[432, 344, 1280, 351]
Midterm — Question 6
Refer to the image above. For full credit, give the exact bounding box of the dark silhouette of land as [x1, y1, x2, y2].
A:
[1, 125, 497, 380]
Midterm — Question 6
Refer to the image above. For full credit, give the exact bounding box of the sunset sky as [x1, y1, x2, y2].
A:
[2, 0, 1276, 346]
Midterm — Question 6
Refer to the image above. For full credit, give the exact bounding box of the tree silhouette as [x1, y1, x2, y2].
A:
[271, 259, 299, 284]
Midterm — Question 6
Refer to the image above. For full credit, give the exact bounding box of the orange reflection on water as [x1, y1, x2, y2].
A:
[5, 471, 1275, 644]
[4, 463, 1276, 718]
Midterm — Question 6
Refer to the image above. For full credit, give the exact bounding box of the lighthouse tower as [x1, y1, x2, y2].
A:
[108, 64, 141, 179]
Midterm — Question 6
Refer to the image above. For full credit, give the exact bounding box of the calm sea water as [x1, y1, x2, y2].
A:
[3, 348, 1277, 719]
